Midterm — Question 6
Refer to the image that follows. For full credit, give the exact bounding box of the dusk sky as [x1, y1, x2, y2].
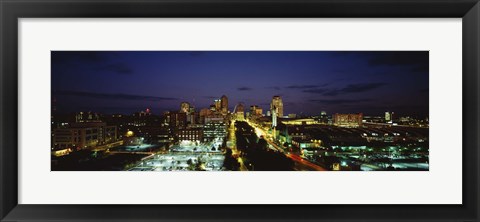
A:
[52, 51, 429, 117]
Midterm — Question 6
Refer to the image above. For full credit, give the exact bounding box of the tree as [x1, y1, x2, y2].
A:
[257, 138, 268, 150]
[223, 148, 240, 171]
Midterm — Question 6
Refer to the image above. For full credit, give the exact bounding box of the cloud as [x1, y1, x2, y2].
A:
[97, 63, 134, 75]
[309, 99, 371, 105]
[303, 82, 386, 96]
[322, 90, 341, 96]
[237, 87, 253, 91]
[267, 86, 282, 91]
[341, 82, 387, 93]
[286, 85, 318, 89]
[303, 88, 328, 94]
[54, 90, 178, 101]
[286, 83, 330, 90]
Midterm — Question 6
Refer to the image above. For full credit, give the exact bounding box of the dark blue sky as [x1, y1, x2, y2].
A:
[52, 51, 429, 117]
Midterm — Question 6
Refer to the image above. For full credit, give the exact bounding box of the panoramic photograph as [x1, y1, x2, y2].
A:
[51, 51, 429, 171]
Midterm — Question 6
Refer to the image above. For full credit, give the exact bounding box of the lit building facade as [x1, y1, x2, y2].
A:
[214, 99, 222, 112]
[333, 113, 363, 128]
[220, 95, 228, 114]
[250, 105, 263, 116]
[270, 96, 284, 118]
[164, 111, 187, 128]
[75, 111, 100, 123]
[177, 127, 204, 141]
[385, 111, 394, 123]
[282, 118, 317, 125]
[272, 108, 277, 128]
[318, 111, 330, 124]
[180, 102, 191, 113]
[203, 120, 227, 142]
[53, 122, 117, 150]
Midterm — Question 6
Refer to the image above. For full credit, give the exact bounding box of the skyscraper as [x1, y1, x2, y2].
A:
[272, 108, 277, 128]
[220, 95, 228, 114]
[385, 111, 394, 123]
[180, 102, 190, 113]
[214, 99, 221, 112]
[270, 95, 284, 118]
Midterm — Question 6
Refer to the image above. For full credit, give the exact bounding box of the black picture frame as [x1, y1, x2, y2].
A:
[1, 0, 479, 221]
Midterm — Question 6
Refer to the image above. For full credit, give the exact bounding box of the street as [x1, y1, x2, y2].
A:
[228, 120, 248, 171]
[244, 120, 327, 171]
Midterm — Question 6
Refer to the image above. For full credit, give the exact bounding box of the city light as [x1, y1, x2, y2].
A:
[51, 51, 429, 172]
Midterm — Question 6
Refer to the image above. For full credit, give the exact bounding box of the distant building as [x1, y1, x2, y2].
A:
[250, 105, 263, 116]
[75, 111, 100, 123]
[209, 104, 216, 112]
[199, 108, 214, 124]
[282, 118, 316, 125]
[319, 111, 329, 124]
[178, 103, 196, 125]
[220, 95, 228, 114]
[385, 111, 394, 123]
[180, 102, 191, 113]
[270, 95, 284, 118]
[186, 112, 196, 125]
[234, 103, 245, 120]
[133, 108, 152, 118]
[272, 108, 277, 128]
[138, 126, 173, 144]
[333, 113, 363, 128]
[205, 116, 224, 124]
[363, 115, 384, 123]
[214, 99, 222, 112]
[164, 111, 187, 128]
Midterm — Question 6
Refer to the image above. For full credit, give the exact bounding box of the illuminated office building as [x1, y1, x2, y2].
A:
[270, 96, 284, 118]
[250, 105, 263, 116]
[180, 102, 191, 113]
[333, 113, 363, 128]
[220, 95, 228, 114]
[203, 120, 227, 142]
[214, 99, 221, 112]
[385, 111, 394, 123]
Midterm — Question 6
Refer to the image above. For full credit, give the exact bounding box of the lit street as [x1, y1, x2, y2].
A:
[228, 120, 248, 171]
[244, 120, 327, 171]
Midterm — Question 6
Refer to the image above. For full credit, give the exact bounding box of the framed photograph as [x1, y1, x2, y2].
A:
[1, 0, 479, 221]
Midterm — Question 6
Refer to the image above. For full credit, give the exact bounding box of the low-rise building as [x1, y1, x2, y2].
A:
[333, 113, 363, 128]
[53, 122, 117, 150]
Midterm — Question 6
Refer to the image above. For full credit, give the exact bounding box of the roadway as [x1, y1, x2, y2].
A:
[228, 120, 248, 171]
[245, 120, 327, 171]
[287, 153, 327, 171]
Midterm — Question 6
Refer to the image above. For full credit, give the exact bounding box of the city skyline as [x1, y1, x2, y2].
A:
[52, 51, 429, 117]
